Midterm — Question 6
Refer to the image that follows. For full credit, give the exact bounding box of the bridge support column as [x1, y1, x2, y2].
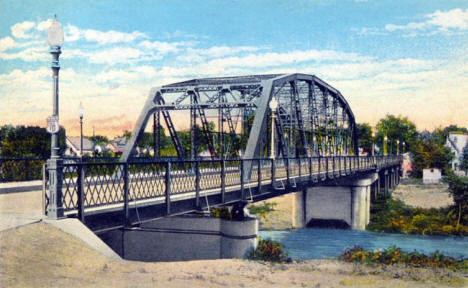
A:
[351, 185, 371, 229]
[302, 172, 378, 230]
[292, 191, 306, 228]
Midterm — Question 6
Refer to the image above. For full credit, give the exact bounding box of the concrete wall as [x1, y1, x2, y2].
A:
[99, 215, 258, 262]
[293, 172, 380, 231]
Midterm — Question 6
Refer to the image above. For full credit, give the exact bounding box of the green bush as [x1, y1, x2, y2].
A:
[340, 246, 466, 271]
[210, 207, 232, 220]
[248, 238, 291, 263]
[367, 194, 468, 236]
[248, 202, 277, 221]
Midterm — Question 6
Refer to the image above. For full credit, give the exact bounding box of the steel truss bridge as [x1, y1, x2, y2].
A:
[44, 74, 402, 232]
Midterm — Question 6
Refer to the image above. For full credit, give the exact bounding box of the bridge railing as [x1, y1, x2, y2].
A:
[44, 155, 402, 220]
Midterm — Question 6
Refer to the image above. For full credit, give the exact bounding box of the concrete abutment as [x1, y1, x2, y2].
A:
[292, 169, 399, 231]
[99, 215, 258, 262]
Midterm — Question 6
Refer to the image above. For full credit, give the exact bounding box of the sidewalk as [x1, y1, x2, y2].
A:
[0, 189, 43, 231]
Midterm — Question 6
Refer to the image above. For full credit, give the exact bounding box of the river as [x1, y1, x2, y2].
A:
[259, 228, 468, 260]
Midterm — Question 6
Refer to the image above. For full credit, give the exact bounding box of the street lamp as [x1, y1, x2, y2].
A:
[396, 139, 400, 155]
[46, 16, 65, 219]
[79, 102, 85, 158]
[47, 16, 64, 158]
[384, 135, 388, 156]
[371, 127, 375, 156]
[269, 97, 278, 159]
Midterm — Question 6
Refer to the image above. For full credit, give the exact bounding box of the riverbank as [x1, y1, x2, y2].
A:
[1, 222, 466, 288]
[250, 180, 457, 231]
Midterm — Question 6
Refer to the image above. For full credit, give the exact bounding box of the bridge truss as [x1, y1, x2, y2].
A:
[122, 73, 358, 165]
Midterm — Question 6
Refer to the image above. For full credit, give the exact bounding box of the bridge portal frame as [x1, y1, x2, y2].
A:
[121, 73, 359, 180]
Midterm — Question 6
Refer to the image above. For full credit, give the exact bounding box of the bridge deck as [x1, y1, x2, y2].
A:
[45, 156, 401, 232]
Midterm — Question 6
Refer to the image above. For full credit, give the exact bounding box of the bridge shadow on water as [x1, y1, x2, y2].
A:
[306, 219, 351, 230]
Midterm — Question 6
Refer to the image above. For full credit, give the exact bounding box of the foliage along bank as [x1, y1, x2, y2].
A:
[367, 193, 468, 236]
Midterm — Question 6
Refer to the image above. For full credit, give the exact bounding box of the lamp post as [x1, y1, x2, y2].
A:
[396, 139, 400, 155]
[269, 97, 278, 159]
[46, 16, 65, 219]
[384, 135, 388, 156]
[371, 128, 375, 156]
[79, 102, 85, 158]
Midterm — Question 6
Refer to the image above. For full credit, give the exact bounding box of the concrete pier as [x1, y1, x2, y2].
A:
[99, 215, 258, 261]
[292, 172, 379, 230]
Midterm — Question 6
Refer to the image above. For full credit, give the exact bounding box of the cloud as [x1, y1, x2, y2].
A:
[0, 37, 18, 51]
[63, 24, 147, 44]
[358, 8, 468, 36]
[11, 21, 35, 39]
[0, 46, 47, 61]
[427, 8, 468, 30]
[385, 8, 468, 34]
[139, 40, 186, 54]
[176, 46, 262, 62]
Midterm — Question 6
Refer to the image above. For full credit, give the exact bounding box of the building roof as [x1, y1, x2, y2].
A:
[66, 136, 94, 153]
[108, 137, 128, 153]
[446, 133, 468, 156]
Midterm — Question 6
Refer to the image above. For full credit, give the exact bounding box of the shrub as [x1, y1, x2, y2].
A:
[368, 194, 468, 236]
[340, 246, 466, 271]
[248, 238, 291, 263]
[210, 207, 232, 220]
[248, 202, 277, 221]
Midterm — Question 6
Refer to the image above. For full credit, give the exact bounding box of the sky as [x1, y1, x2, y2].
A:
[0, 0, 467, 138]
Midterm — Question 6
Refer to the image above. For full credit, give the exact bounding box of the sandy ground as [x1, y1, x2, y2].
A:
[252, 193, 296, 230]
[1, 222, 466, 288]
[392, 180, 454, 209]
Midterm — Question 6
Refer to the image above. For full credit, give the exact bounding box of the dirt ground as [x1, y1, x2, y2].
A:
[1, 222, 466, 288]
[392, 180, 454, 209]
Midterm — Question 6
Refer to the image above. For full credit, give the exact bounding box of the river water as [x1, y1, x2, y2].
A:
[259, 228, 468, 260]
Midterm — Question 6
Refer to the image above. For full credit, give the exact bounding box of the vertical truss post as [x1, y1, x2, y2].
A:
[153, 111, 160, 159]
[271, 158, 276, 188]
[221, 159, 226, 203]
[195, 160, 200, 209]
[218, 88, 224, 159]
[77, 163, 85, 223]
[190, 91, 197, 160]
[165, 162, 171, 215]
[257, 159, 262, 194]
[240, 159, 245, 200]
[123, 162, 129, 227]
[193, 90, 216, 158]
[291, 80, 308, 156]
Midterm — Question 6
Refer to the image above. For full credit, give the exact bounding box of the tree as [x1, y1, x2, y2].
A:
[375, 115, 418, 154]
[444, 172, 468, 228]
[460, 145, 468, 172]
[0, 125, 66, 157]
[91, 135, 109, 146]
[357, 123, 373, 154]
[432, 125, 468, 146]
[411, 139, 454, 177]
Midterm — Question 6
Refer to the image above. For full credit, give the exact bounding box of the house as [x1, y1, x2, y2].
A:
[65, 136, 95, 156]
[106, 137, 128, 155]
[445, 133, 468, 175]
[423, 168, 441, 184]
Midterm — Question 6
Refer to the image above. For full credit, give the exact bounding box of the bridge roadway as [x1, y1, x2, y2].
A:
[47, 155, 401, 233]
